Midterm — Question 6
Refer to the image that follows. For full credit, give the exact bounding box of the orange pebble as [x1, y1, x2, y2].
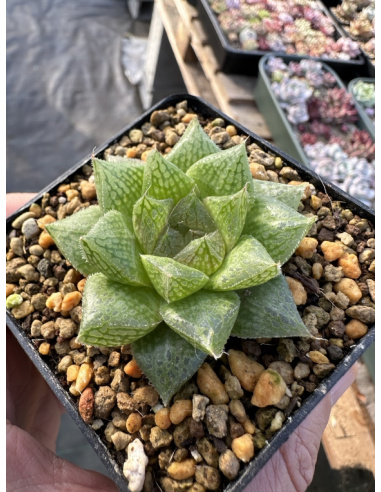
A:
[124, 359, 143, 378]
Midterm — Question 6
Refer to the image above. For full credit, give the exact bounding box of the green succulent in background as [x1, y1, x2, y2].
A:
[46, 118, 314, 405]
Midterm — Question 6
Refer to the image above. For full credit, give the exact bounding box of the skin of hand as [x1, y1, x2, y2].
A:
[7, 193, 356, 492]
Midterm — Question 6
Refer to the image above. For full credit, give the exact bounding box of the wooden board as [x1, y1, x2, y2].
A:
[322, 381, 375, 475]
[156, 0, 272, 139]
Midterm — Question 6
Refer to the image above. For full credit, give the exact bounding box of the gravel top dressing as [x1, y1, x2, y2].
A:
[6, 99, 375, 492]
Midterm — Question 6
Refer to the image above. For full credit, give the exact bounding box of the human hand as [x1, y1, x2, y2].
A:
[6, 193, 118, 492]
[243, 365, 356, 492]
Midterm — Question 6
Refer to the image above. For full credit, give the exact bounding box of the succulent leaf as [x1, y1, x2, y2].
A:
[132, 323, 207, 406]
[80, 210, 150, 286]
[160, 290, 240, 357]
[243, 195, 316, 265]
[153, 226, 195, 258]
[142, 150, 195, 204]
[45, 206, 102, 276]
[166, 117, 220, 172]
[207, 235, 280, 291]
[186, 143, 254, 199]
[174, 230, 225, 276]
[77, 273, 162, 346]
[169, 190, 216, 234]
[253, 179, 306, 210]
[132, 194, 173, 254]
[92, 158, 144, 218]
[203, 186, 249, 252]
[141, 255, 209, 302]
[232, 275, 310, 338]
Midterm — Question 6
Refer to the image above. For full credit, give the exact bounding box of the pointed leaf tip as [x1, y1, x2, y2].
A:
[160, 290, 240, 357]
[141, 255, 209, 302]
[45, 205, 102, 276]
[132, 324, 207, 406]
[166, 118, 220, 172]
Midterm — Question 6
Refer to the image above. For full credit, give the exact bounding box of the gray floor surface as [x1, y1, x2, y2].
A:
[6, 1, 374, 490]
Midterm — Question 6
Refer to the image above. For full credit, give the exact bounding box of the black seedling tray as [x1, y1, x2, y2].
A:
[196, 0, 366, 77]
[6, 94, 375, 492]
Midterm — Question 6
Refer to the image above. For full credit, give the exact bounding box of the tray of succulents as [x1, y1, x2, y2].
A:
[255, 55, 375, 208]
[196, 0, 366, 76]
[325, 0, 375, 77]
[6, 94, 375, 492]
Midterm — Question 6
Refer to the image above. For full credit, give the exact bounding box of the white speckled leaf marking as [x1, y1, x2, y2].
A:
[160, 290, 240, 357]
[141, 255, 209, 302]
[186, 143, 254, 199]
[92, 157, 144, 218]
[232, 275, 310, 338]
[207, 235, 280, 291]
[174, 230, 225, 276]
[80, 210, 150, 286]
[166, 117, 220, 172]
[142, 150, 195, 204]
[45, 205, 102, 276]
[78, 273, 162, 346]
[132, 324, 207, 406]
[203, 186, 249, 252]
[244, 195, 316, 265]
[132, 194, 173, 254]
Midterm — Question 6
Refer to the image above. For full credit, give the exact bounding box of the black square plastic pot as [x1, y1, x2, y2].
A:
[196, 0, 366, 77]
[6, 94, 375, 492]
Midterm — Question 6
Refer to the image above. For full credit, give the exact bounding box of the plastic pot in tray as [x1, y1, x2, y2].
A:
[348, 77, 375, 140]
[6, 94, 375, 492]
[196, 0, 365, 77]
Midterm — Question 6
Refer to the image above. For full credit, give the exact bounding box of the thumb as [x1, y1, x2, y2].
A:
[7, 421, 119, 492]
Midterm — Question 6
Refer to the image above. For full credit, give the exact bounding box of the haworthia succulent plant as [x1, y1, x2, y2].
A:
[46, 118, 313, 404]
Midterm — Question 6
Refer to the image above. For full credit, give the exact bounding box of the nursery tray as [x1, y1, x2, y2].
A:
[6, 94, 375, 492]
[254, 55, 375, 170]
[196, 0, 366, 77]
[348, 77, 375, 140]
[322, 0, 375, 78]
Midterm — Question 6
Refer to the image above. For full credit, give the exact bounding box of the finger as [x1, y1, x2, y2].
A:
[7, 421, 119, 492]
[6, 192, 37, 217]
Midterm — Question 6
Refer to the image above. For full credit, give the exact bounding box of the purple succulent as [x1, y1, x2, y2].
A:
[272, 77, 313, 106]
[286, 103, 310, 125]
[226, 0, 241, 9]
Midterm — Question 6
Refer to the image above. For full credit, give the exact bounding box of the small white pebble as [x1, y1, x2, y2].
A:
[123, 439, 148, 492]
[58, 196, 67, 204]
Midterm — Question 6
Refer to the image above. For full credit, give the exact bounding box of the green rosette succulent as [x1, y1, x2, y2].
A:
[46, 118, 314, 405]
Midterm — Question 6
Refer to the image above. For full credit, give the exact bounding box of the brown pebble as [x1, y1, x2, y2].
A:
[231, 434, 254, 462]
[345, 319, 368, 339]
[126, 412, 143, 433]
[170, 400, 193, 425]
[197, 363, 229, 405]
[79, 387, 94, 424]
[228, 349, 264, 392]
[155, 407, 172, 430]
[251, 369, 287, 407]
[167, 459, 196, 480]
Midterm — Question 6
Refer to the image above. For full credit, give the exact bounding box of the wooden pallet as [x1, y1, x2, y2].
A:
[151, 0, 272, 140]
